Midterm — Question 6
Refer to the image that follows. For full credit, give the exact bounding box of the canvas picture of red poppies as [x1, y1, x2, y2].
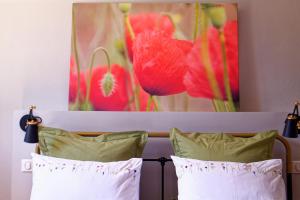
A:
[69, 2, 238, 112]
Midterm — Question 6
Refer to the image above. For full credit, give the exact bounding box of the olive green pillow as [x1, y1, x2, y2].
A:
[170, 128, 278, 163]
[38, 126, 148, 162]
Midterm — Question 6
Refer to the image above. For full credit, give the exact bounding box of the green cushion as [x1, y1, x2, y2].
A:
[38, 126, 148, 162]
[170, 128, 278, 163]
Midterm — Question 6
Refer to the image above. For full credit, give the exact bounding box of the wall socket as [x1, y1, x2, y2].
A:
[290, 161, 300, 174]
[21, 159, 32, 172]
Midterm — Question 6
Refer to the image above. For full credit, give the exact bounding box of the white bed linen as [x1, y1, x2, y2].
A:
[172, 156, 286, 200]
[30, 153, 142, 200]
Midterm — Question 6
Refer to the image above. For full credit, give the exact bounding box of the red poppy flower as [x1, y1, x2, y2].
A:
[133, 31, 193, 96]
[69, 57, 86, 103]
[184, 20, 239, 101]
[125, 13, 175, 61]
[88, 64, 129, 111]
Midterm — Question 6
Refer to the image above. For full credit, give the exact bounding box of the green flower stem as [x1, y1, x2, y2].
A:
[120, 41, 138, 110]
[200, 6, 226, 112]
[85, 47, 111, 107]
[146, 96, 159, 112]
[184, 94, 189, 112]
[123, 13, 141, 111]
[193, 2, 200, 41]
[213, 99, 226, 112]
[134, 86, 141, 111]
[72, 6, 81, 110]
[125, 13, 135, 39]
[125, 60, 140, 111]
[146, 95, 152, 112]
[211, 99, 217, 111]
[200, 7, 222, 99]
[152, 96, 159, 111]
[218, 30, 236, 112]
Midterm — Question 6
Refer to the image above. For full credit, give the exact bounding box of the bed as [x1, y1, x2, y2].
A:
[34, 130, 292, 200]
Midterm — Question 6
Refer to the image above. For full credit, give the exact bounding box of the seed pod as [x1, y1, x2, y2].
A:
[100, 72, 116, 97]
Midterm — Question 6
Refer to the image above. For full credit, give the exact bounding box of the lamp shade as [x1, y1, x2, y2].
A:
[24, 120, 39, 143]
[283, 118, 298, 138]
[19, 106, 42, 143]
[283, 102, 299, 138]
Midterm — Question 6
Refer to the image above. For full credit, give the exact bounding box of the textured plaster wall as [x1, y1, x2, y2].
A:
[0, 0, 300, 199]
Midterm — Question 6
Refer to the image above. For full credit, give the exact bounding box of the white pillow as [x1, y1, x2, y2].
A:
[30, 153, 142, 200]
[171, 156, 286, 200]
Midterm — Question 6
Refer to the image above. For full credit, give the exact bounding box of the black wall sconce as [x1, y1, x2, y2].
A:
[19, 105, 42, 143]
[283, 101, 300, 138]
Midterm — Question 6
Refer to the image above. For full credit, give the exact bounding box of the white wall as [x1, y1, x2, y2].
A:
[0, 0, 300, 199]
[0, 1, 71, 199]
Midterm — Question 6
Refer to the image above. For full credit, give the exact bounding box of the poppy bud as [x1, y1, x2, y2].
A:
[114, 39, 125, 54]
[89, 65, 129, 111]
[100, 72, 116, 97]
[208, 6, 226, 29]
[118, 3, 132, 13]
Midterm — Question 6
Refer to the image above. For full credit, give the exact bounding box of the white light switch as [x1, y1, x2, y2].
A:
[21, 159, 32, 172]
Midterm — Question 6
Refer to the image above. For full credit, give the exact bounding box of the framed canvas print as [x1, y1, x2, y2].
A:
[69, 2, 238, 112]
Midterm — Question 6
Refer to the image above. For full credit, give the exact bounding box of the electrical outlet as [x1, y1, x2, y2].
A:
[21, 159, 32, 172]
[291, 161, 300, 173]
